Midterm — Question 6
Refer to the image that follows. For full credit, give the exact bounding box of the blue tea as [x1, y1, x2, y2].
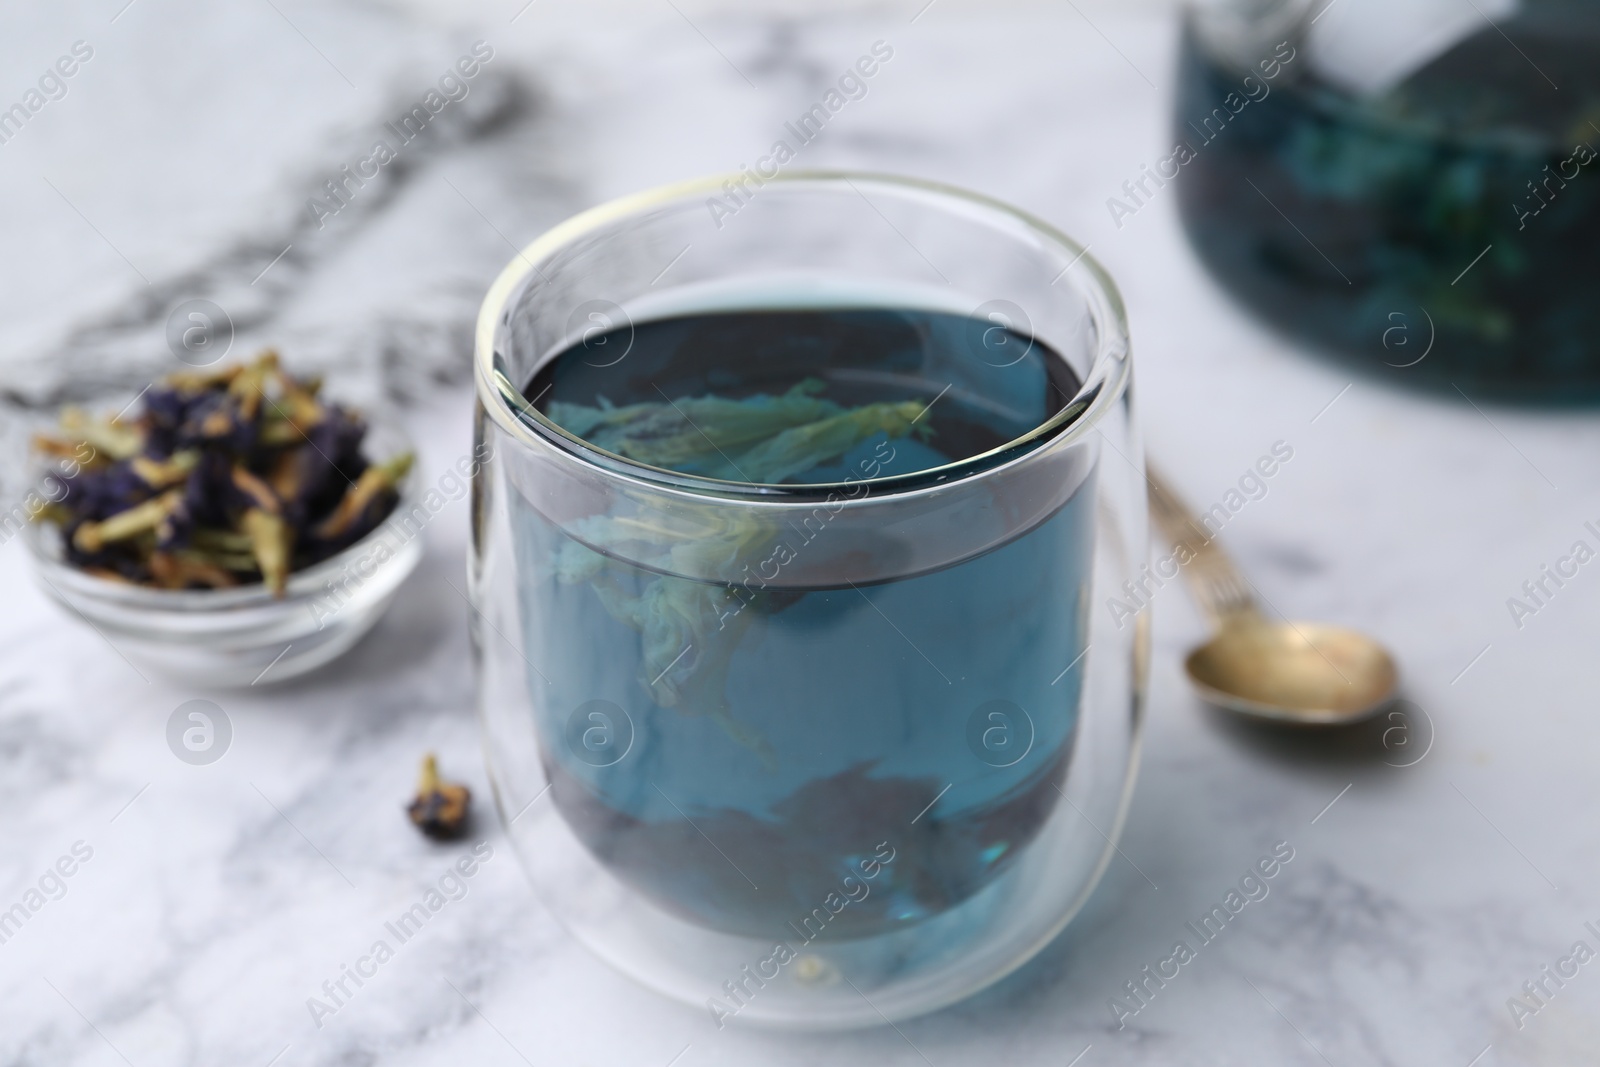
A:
[512, 307, 1094, 940]
[1175, 3, 1600, 396]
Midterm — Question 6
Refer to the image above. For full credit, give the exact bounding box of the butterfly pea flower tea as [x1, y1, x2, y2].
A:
[1174, 0, 1600, 397]
[471, 175, 1147, 1027]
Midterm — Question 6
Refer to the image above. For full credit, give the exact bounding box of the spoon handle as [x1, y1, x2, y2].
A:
[1145, 465, 1258, 624]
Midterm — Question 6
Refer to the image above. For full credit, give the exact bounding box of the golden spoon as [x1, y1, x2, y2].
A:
[1146, 466, 1399, 725]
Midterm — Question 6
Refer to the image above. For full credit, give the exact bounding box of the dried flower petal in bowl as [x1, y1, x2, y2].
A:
[24, 351, 424, 687]
[33, 350, 413, 595]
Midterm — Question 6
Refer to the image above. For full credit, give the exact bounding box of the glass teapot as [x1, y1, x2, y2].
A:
[1174, 0, 1600, 399]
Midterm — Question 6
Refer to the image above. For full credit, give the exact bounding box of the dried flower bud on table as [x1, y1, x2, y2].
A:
[406, 754, 472, 840]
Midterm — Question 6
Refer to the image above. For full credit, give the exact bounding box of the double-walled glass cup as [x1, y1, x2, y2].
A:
[471, 173, 1147, 1028]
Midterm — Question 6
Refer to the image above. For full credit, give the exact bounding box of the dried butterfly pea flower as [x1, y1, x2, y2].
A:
[31, 433, 106, 468]
[60, 461, 153, 523]
[406, 754, 471, 840]
[315, 405, 371, 483]
[82, 566, 133, 584]
[141, 387, 192, 458]
[72, 489, 184, 553]
[313, 453, 414, 541]
[242, 508, 292, 595]
[307, 415, 368, 513]
[260, 420, 311, 448]
[230, 465, 281, 515]
[131, 450, 198, 489]
[36, 349, 406, 595]
[264, 365, 325, 434]
[187, 392, 237, 442]
[192, 526, 253, 555]
[155, 493, 193, 551]
[227, 348, 278, 422]
[55, 409, 143, 461]
[195, 547, 259, 572]
[266, 449, 308, 516]
[182, 449, 240, 527]
[150, 550, 239, 590]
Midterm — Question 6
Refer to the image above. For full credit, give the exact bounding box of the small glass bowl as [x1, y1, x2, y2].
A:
[22, 416, 424, 688]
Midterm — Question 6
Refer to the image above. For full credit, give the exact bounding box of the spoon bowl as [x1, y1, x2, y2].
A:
[1184, 616, 1400, 725]
[1147, 466, 1401, 726]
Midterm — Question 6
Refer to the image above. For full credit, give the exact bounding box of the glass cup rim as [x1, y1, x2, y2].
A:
[475, 170, 1131, 503]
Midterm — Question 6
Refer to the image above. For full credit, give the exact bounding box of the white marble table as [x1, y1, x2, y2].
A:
[3, 2, 1599, 1064]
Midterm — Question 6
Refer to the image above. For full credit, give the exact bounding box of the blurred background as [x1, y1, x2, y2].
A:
[3, 1, 1599, 1064]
